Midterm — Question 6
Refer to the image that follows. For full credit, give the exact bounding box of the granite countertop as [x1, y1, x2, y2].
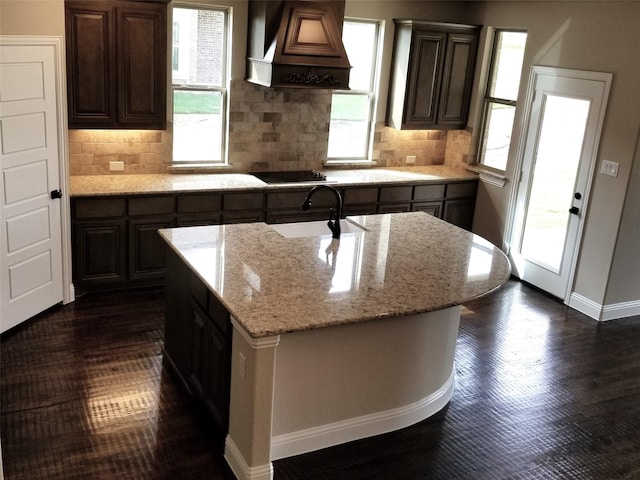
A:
[69, 166, 478, 196]
[159, 211, 511, 338]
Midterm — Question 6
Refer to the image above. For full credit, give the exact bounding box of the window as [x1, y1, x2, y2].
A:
[172, 6, 228, 164]
[477, 30, 527, 171]
[327, 20, 381, 162]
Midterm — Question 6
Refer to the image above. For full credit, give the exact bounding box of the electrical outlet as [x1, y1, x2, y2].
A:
[405, 155, 416, 164]
[109, 161, 125, 172]
[600, 160, 619, 177]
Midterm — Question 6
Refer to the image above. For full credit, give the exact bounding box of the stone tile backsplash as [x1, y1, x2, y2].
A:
[68, 79, 469, 175]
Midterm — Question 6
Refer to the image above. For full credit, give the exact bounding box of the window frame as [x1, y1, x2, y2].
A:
[327, 18, 383, 164]
[171, 4, 230, 165]
[476, 29, 527, 172]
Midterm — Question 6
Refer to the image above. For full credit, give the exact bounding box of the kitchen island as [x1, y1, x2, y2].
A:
[159, 211, 510, 480]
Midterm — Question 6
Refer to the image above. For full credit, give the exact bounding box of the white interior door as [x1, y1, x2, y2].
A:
[508, 67, 611, 300]
[0, 42, 65, 332]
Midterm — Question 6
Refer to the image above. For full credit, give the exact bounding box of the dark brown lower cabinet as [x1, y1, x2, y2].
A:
[71, 179, 477, 292]
[412, 201, 443, 217]
[73, 219, 127, 289]
[129, 217, 175, 282]
[164, 248, 231, 435]
[443, 198, 475, 230]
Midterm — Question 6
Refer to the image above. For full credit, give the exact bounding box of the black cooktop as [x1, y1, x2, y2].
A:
[251, 170, 328, 184]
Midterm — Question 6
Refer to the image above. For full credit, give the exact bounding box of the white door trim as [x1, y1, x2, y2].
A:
[1, 35, 74, 305]
[504, 66, 612, 303]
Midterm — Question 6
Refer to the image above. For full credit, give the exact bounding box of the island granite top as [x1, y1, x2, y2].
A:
[69, 166, 478, 196]
[159, 211, 511, 338]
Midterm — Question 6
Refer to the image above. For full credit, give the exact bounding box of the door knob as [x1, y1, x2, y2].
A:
[574, 192, 582, 200]
[569, 206, 579, 215]
[50, 189, 62, 199]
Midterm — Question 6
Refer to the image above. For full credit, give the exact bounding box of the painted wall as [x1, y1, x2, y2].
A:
[460, 1, 640, 310]
[606, 131, 640, 305]
[0, 0, 65, 36]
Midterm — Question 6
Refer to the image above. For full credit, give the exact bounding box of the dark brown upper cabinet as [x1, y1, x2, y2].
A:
[65, 0, 167, 129]
[386, 20, 480, 130]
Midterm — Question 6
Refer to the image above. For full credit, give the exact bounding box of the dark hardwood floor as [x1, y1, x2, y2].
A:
[2, 280, 640, 479]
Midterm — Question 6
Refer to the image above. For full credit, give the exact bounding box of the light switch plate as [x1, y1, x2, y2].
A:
[600, 160, 619, 177]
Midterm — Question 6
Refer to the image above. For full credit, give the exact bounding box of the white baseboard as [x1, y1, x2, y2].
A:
[270, 368, 455, 461]
[569, 293, 640, 321]
[602, 299, 640, 321]
[224, 437, 273, 480]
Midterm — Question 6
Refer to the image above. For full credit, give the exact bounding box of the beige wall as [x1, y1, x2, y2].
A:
[606, 131, 640, 305]
[461, 1, 640, 309]
[0, 0, 65, 36]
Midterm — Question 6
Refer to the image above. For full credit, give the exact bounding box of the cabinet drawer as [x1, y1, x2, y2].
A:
[74, 197, 127, 219]
[266, 189, 335, 209]
[178, 194, 222, 213]
[223, 192, 263, 211]
[413, 184, 445, 201]
[445, 182, 477, 199]
[379, 186, 413, 203]
[129, 196, 175, 215]
[343, 187, 378, 205]
[378, 203, 411, 213]
[224, 211, 264, 224]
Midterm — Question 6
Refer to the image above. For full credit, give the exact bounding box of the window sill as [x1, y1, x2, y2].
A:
[466, 165, 508, 188]
[323, 160, 377, 169]
[168, 163, 233, 174]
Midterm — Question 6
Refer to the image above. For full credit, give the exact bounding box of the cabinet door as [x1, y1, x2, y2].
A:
[117, 2, 167, 128]
[203, 323, 231, 433]
[65, 2, 117, 127]
[189, 306, 207, 398]
[443, 198, 475, 231]
[437, 33, 479, 127]
[412, 201, 442, 217]
[73, 219, 127, 287]
[129, 217, 175, 282]
[405, 31, 446, 127]
[164, 248, 194, 381]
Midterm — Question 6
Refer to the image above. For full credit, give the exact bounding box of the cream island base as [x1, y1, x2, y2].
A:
[159, 212, 511, 480]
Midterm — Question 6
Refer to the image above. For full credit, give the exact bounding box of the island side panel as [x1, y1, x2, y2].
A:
[225, 322, 280, 480]
[270, 306, 460, 460]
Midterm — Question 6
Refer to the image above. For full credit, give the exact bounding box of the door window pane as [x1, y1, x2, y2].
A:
[520, 95, 590, 271]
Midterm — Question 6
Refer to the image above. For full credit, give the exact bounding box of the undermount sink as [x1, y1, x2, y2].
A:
[269, 219, 366, 238]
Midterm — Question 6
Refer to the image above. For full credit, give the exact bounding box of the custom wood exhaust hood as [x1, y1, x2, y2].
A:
[246, 0, 351, 89]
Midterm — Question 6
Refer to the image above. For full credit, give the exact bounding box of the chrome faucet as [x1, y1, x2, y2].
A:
[301, 185, 343, 239]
